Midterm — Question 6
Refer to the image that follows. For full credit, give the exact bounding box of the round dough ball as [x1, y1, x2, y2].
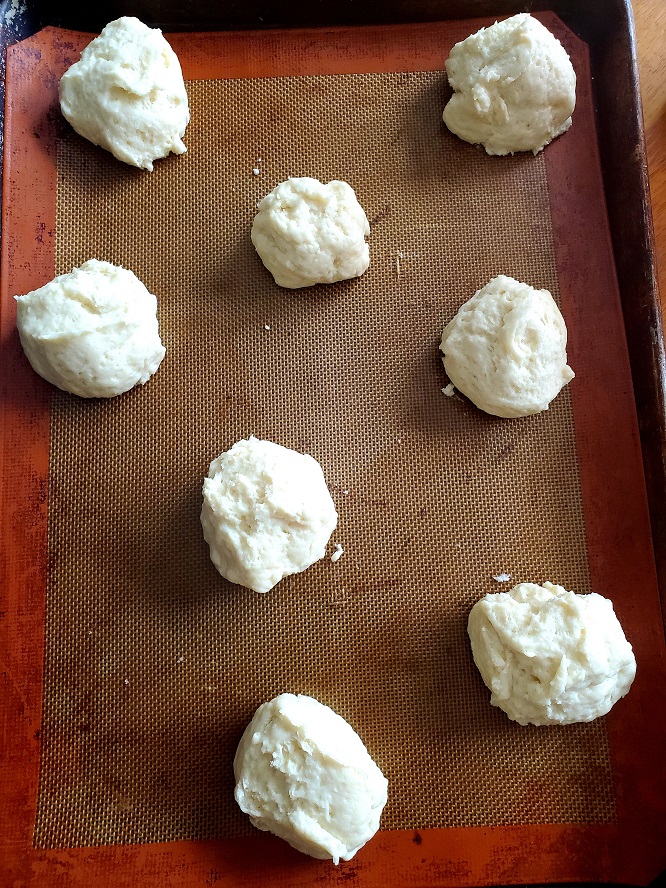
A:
[442, 13, 576, 155]
[468, 582, 637, 726]
[201, 437, 338, 593]
[59, 16, 189, 171]
[251, 177, 370, 289]
[234, 693, 388, 863]
[439, 275, 574, 418]
[15, 259, 166, 398]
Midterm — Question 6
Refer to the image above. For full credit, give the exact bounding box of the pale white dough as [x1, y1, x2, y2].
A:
[15, 259, 165, 398]
[440, 275, 574, 418]
[234, 693, 388, 863]
[442, 13, 576, 155]
[468, 582, 636, 726]
[201, 437, 338, 593]
[59, 16, 189, 171]
[251, 177, 370, 289]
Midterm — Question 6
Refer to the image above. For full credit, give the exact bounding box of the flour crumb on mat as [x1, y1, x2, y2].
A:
[331, 543, 344, 563]
[493, 573, 511, 583]
[442, 383, 455, 397]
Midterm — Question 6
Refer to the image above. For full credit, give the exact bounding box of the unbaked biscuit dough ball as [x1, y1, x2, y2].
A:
[15, 259, 166, 398]
[201, 437, 338, 593]
[442, 13, 576, 155]
[59, 16, 189, 171]
[251, 177, 370, 289]
[468, 582, 636, 726]
[234, 693, 388, 863]
[440, 275, 574, 418]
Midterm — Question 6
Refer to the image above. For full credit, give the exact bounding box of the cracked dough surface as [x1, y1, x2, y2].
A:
[468, 582, 637, 726]
[15, 259, 166, 398]
[442, 13, 576, 155]
[234, 693, 388, 863]
[201, 437, 338, 593]
[251, 177, 370, 289]
[440, 274, 574, 418]
[59, 16, 189, 171]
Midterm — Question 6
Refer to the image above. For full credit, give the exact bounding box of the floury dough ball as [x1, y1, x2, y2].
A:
[442, 13, 576, 155]
[234, 694, 388, 863]
[15, 259, 166, 398]
[251, 177, 370, 289]
[201, 437, 338, 593]
[59, 16, 189, 171]
[440, 275, 574, 418]
[468, 582, 637, 726]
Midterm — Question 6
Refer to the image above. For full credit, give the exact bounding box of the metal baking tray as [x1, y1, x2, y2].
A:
[1, 2, 665, 886]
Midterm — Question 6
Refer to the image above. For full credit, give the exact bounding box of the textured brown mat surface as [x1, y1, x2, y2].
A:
[35, 72, 614, 848]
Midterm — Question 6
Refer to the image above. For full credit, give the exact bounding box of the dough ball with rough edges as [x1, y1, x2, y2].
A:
[201, 437, 338, 593]
[442, 13, 576, 155]
[468, 581, 636, 726]
[59, 16, 189, 171]
[251, 177, 370, 289]
[440, 275, 574, 418]
[15, 259, 166, 398]
[234, 693, 388, 863]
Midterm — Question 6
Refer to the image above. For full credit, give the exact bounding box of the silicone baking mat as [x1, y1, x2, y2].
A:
[36, 72, 611, 846]
[2, 14, 665, 888]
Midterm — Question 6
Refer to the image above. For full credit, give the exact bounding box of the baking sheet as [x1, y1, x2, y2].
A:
[2, 12, 666, 888]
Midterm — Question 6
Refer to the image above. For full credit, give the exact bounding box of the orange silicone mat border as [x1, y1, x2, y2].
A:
[1, 17, 665, 887]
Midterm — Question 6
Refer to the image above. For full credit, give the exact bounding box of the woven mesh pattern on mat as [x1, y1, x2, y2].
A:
[34, 72, 615, 848]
